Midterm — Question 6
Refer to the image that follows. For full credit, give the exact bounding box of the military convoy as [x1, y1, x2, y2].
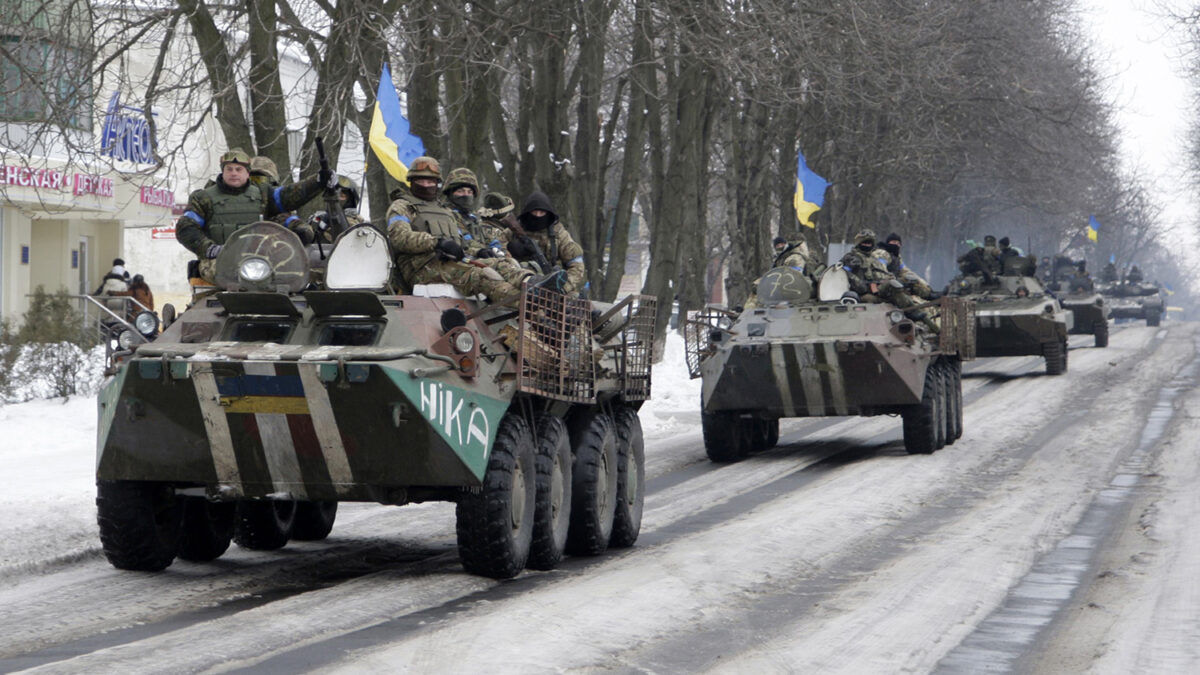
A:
[949, 274, 1071, 375]
[1043, 279, 1109, 348]
[685, 266, 976, 459]
[96, 221, 656, 579]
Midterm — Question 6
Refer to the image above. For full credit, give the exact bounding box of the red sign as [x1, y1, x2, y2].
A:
[73, 173, 114, 197]
[150, 226, 176, 240]
[1, 165, 68, 190]
[140, 185, 174, 207]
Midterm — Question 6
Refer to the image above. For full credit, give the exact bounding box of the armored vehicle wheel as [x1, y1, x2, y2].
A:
[950, 358, 964, 441]
[97, 480, 182, 571]
[1147, 313, 1161, 327]
[933, 361, 947, 450]
[567, 411, 619, 556]
[1094, 320, 1109, 348]
[291, 501, 338, 541]
[902, 365, 942, 455]
[610, 406, 646, 549]
[178, 497, 235, 562]
[1044, 339, 1067, 376]
[702, 410, 751, 462]
[457, 413, 537, 578]
[234, 500, 297, 551]
[938, 360, 957, 447]
[528, 414, 573, 570]
[761, 418, 780, 451]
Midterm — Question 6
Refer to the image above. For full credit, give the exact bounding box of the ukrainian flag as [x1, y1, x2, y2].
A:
[1087, 215, 1100, 243]
[369, 63, 425, 184]
[794, 146, 830, 228]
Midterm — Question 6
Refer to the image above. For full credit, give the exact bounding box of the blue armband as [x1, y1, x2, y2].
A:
[388, 214, 410, 225]
[183, 210, 206, 226]
[284, 215, 300, 227]
[569, 256, 584, 265]
[271, 187, 285, 211]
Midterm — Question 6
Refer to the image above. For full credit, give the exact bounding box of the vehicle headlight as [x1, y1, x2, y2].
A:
[453, 330, 476, 354]
[888, 310, 904, 324]
[117, 329, 137, 351]
[239, 257, 272, 283]
[1044, 304, 1054, 313]
[134, 311, 159, 336]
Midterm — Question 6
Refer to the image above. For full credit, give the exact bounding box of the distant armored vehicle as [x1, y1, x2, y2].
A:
[685, 266, 975, 460]
[95, 221, 656, 579]
[1045, 279, 1109, 348]
[1101, 282, 1164, 327]
[949, 274, 1071, 375]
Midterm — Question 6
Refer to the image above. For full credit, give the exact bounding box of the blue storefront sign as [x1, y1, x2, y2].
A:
[99, 92, 156, 165]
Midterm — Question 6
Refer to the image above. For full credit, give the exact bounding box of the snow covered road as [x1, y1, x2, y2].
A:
[1, 323, 1196, 673]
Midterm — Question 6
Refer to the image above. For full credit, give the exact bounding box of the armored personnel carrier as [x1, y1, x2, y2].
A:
[1046, 280, 1109, 348]
[1102, 282, 1164, 327]
[684, 266, 975, 460]
[95, 221, 656, 579]
[950, 274, 1071, 375]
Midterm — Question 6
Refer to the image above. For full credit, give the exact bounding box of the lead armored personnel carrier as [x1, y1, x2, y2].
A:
[685, 266, 975, 460]
[949, 274, 1071, 374]
[95, 221, 656, 579]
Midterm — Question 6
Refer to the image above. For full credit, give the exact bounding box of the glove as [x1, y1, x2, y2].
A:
[435, 238, 465, 262]
[318, 167, 334, 188]
[294, 224, 316, 245]
[507, 238, 531, 259]
[475, 247, 497, 259]
[206, 244, 223, 259]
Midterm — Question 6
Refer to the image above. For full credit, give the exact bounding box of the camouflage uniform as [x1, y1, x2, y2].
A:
[385, 156, 520, 304]
[873, 236, 933, 300]
[840, 229, 926, 318]
[178, 149, 322, 282]
[502, 191, 587, 295]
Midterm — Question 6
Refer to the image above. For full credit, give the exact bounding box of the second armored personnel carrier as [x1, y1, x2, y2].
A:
[685, 266, 975, 460]
[950, 274, 1071, 375]
[95, 221, 657, 580]
[1047, 281, 1109, 348]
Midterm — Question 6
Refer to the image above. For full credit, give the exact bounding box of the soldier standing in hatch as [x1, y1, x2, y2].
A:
[385, 156, 521, 303]
[176, 148, 326, 282]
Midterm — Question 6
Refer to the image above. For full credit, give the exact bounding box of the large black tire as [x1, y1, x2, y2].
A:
[902, 364, 942, 455]
[233, 500, 297, 551]
[1093, 319, 1109, 348]
[762, 418, 780, 450]
[610, 406, 645, 549]
[528, 414, 573, 570]
[1044, 339, 1067, 376]
[950, 358, 964, 441]
[566, 411, 619, 556]
[1147, 313, 1161, 327]
[178, 497, 235, 562]
[96, 480, 181, 571]
[933, 360, 947, 450]
[702, 408, 751, 462]
[291, 501, 338, 541]
[938, 360, 957, 447]
[456, 413, 536, 578]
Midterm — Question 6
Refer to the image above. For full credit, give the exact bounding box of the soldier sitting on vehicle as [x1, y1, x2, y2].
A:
[873, 231, 934, 299]
[1068, 261, 1094, 293]
[957, 242, 1001, 284]
[1100, 261, 1118, 283]
[997, 237, 1029, 275]
[386, 156, 522, 304]
[1127, 265, 1144, 284]
[501, 191, 586, 296]
[843, 229, 937, 331]
[177, 148, 326, 283]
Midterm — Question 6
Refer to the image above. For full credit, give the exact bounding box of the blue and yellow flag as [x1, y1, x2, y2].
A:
[369, 63, 425, 184]
[794, 146, 830, 229]
[1087, 215, 1100, 243]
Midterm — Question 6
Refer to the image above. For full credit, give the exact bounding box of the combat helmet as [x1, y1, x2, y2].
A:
[853, 229, 877, 246]
[220, 148, 252, 168]
[249, 156, 279, 183]
[479, 192, 515, 219]
[442, 168, 479, 195]
[336, 175, 360, 210]
[407, 156, 441, 182]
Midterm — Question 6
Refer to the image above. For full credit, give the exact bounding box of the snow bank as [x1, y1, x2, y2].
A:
[638, 331, 702, 438]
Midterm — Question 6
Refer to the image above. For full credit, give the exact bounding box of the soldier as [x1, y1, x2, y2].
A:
[772, 235, 817, 273]
[177, 148, 326, 282]
[957, 239, 1001, 283]
[1069, 260, 1094, 293]
[310, 175, 366, 242]
[504, 191, 587, 295]
[873, 232, 934, 299]
[385, 156, 521, 304]
[842, 229, 936, 330]
[772, 236, 788, 256]
[248, 155, 313, 239]
[1100, 261, 1118, 283]
[1127, 265, 1144, 284]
